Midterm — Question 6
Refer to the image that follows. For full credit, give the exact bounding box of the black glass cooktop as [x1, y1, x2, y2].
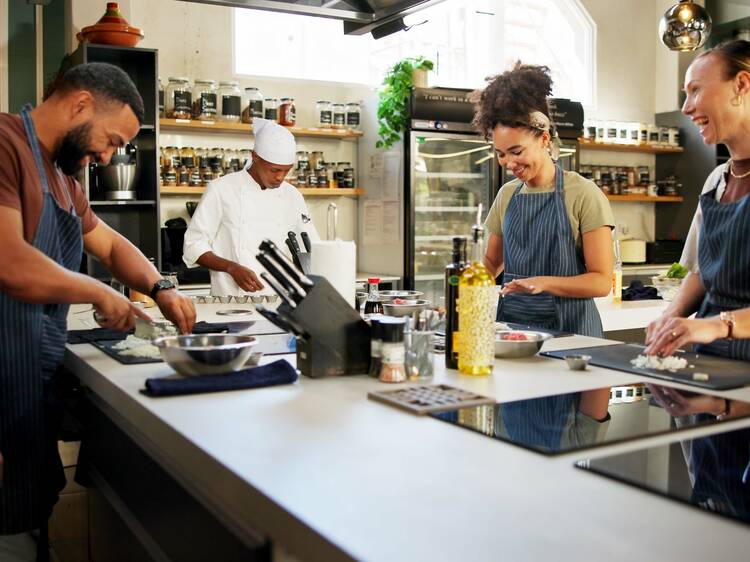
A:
[430, 383, 750, 455]
[578, 426, 750, 527]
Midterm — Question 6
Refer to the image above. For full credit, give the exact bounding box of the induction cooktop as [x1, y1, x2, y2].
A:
[430, 383, 750, 455]
[577, 426, 750, 527]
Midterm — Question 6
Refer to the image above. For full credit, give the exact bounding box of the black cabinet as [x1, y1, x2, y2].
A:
[70, 43, 161, 279]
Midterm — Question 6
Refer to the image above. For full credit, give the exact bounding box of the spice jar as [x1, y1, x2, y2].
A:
[178, 165, 190, 186]
[379, 318, 406, 383]
[296, 151, 310, 172]
[209, 147, 225, 173]
[345, 102, 361, 130]
[343, 167, 355, 188]
[316, 167, 327, 188]
[242, 87, 264, 124]
[316, 100, 333, 128]
[326, 163, 336, 188]
[158, 77, 165, 119]
[279, 97, 296, 127]
[179, 146, 196, 170]
[195, 147, 208, 170]
[296, 171, 307, 187]
[309, 151, 324, 170]
[163, 162, 177, 186]
[332, 103, 345, 128]
[192, 79, 218, 121]
[165, 77, 191, 119]
[201, 167, 214, 185]
[264, 98, 278, 121]
[307, 171, 318, 188]
[189, 167, 202, 187]
[225, 149, 241, 173]
[335, 162, 350, 186]
[217, 81, 242, 122]
[163, 146, 180, 170]
[368, 316, 383, 377]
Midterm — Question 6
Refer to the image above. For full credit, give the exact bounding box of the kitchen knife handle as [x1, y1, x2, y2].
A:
[260, 271, 296, 309]
[288, 231, 302, 255]
[284, 239, 303, 270]
[256, 252, 304, 303]
[300, 231, 312, 253]
[259, 239, 315, 290]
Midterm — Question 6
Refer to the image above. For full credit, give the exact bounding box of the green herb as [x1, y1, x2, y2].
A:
[665, 262, 688, 279]
[376, 56, 434, 150]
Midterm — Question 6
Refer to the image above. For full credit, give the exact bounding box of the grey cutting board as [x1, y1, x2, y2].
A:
[542, 343, 750, 390]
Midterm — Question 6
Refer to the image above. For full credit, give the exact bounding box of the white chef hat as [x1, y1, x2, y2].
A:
[252, 117, 296, 166]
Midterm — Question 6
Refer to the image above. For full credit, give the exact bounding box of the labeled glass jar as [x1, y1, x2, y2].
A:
[279, 97, 296, 126]
[316, 100, 333, 128]
[309, 151, 324, 170]
[242, 87, 264, 124]
[163, 146, 180, 170]
[296, 151, 310, 171]
[379, 318, 406, 383]
[191, 79, 218, 121]
[345, 102, 361, 130]
[195, 147, 209, 170]
[178, 166, 190, 186]
[218, 81, 242, 122]
[332, 103, 346, 128]
[225, 149, 241, 173]
[264, 98, 278, 121]
[326, 163, 336, 188]
[239, 149, 252, 169]
[163, 163, 177, 186]
[316, 167, 327, 188]
[343, 167, 355, 188]
[179, 146, 196, 169]
[335, 162, 350, 185]
[209, 147, 225, 173]
[189, 167, 203, 187]
[165, 77, 191, 119]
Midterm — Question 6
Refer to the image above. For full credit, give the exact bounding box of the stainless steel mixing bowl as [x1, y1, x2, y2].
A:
[97, 163, 138, 200]
[494, 330, 551, 358]
[153, 334, 258, 376]
[379, 290, 424, 302]
[381, 299, 430, 318]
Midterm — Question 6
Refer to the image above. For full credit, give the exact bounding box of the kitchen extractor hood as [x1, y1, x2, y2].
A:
[176, 0, 447, 37]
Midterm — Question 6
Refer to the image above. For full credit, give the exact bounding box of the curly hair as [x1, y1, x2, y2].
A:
[471, 62, 555, 139]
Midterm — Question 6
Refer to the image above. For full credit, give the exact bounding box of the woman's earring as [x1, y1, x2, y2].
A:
[732, 94, 744, 107]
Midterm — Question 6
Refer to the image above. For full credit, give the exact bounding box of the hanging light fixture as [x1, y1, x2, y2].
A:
[659, 0, 712, 51]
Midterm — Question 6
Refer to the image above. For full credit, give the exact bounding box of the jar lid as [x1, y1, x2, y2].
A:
[264, 97, 276, 101]
[280, 97, 290, 101]
[219, 80, 239, 87]
[332, 103, 345, 107]
[168, 76, 190, 82]
[317, 100, 331, 104]
[380, 318, 405, 343]
[245, 87, 259, 91]
[194, 79, 216, 85]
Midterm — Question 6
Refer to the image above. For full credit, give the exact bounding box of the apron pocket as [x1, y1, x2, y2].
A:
[498, 292, 558, 329]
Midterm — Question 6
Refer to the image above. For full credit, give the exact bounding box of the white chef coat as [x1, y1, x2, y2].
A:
[680, 162, 728, 273]
[182, 167, 319, 296]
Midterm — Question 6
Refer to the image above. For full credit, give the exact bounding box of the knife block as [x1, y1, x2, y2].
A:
[277, 275, 371, 378]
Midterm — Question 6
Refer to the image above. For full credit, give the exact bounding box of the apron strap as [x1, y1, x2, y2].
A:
[20, 104, 51, 195]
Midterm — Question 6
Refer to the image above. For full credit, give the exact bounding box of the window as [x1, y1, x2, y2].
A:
[234, 0, 596, 105]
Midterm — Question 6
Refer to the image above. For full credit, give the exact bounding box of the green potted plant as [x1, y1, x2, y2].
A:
[376, 56, 434, 149]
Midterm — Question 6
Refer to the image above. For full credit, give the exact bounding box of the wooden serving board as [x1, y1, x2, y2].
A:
[368, 384, 496, 415]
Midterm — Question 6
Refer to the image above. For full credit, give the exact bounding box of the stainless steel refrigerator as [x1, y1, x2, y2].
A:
[404, 87, 499, 306]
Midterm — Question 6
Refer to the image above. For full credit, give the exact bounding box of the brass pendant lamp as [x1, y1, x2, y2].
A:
[659, 0, 712, 51]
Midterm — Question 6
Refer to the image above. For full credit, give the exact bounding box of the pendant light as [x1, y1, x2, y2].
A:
[659, 0, 712, 51]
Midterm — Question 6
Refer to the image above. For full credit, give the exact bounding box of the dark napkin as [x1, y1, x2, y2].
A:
[68, 321, 248, 344]
[622, 280, 662, 301]
[142, 359, 298, 397]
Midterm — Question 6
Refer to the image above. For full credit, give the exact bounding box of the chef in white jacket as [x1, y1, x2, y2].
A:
[183, 118, 319, 296]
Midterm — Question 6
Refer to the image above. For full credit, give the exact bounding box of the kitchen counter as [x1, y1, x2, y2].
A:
[64, 303, 750, 562]
[594, 296, 669, 332]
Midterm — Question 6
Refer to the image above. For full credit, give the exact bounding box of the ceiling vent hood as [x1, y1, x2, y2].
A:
[176, 0, 447, 37]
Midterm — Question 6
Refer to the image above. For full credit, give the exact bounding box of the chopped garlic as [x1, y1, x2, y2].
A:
[631, 354, 688, 372]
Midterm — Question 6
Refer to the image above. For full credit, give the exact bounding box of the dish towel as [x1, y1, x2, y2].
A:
[142, 359, 298, 397]
[622, 280, 662, 301]
[68, 321, 249, 344]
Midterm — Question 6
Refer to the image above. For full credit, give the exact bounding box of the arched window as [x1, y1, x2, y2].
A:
[234, 0, 596, 106]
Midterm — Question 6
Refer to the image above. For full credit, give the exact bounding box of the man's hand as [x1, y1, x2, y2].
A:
[154, 289, 196, 334]
[226, 262, 264, 292]
[93, 285, 153, 331]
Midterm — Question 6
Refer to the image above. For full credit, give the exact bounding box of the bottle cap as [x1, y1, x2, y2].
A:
[367, 277, 380, 284]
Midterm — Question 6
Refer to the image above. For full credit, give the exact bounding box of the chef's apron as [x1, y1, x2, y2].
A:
[694, 180, 750, 360]
[0, 105, 83, 535]
[497, 164, 603, 337]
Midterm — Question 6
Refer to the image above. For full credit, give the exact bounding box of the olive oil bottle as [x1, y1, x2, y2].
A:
[457, 206, 495, 376]
[445, 236, 467, 370]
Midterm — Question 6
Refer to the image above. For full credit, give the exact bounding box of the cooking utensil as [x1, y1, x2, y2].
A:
[256, 252, 304, 303]
[285, 238, 304, 270]
[260, 272, 296, 309]
[300, 231, 312, 252]
[96, 162, 138, 200]
[288, 231, 302, 256]
[382, 299, 430, 318]
[254, 304, 302, 335]
[153, 334, 258, 376]
[564, 354, 591, 371]
[494, 330, 552, 358]
[379, 290, 424, 302]
[259, 239, 314, 292]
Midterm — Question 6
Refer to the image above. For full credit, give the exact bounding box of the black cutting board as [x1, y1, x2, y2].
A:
[542, 343, 750, 390]
[92, 339, 162, 364]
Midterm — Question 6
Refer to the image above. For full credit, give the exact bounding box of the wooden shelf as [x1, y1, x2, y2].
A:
[159, 118, 364, 139]
[161, 186, 364, 197]
[606, 194, 683, 202]
[579, 139, 684, 154]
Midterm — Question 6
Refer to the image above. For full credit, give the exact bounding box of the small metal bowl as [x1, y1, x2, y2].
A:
[494, 330, 551, 358]
[265, 294, 280, 303]
[381, 299, 430, 318]
[250, 295, 266, 304]
[564, 354, 591, 371]
[245, 350, 263, 367]
[234, 295, 250, 304]
[153, 334, 258, 377]
[379, 290, 424, 302]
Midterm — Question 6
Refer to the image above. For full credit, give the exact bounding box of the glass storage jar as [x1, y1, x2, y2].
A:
[279, 97, 296, 127]
[296, 151, 310, 171]
[242, 87, 264, 123]
[195, 147, 208, 170]
[192, 79, 218, 121]
[332, 103, 345, 128]
[209, 148, 225, 173]
[316, 100, 333, 128]
[178, 165, 190, 186]
[264, 98, 278, 121]
[335, 162, 350, 185]
[225, 149, 241, 173]
[240, 149, 252, 169]
[163, 163, 177, 186]
[165, 77, 191, 119]
[345, 102, 361, 130]
[179, 146, 196, 169]
[326, 163, 336, 188]
[163, 146, 180, 170]
[218, 81, 242, 122]
[343, 167, 355, 188]
[309, 151, 324, 170]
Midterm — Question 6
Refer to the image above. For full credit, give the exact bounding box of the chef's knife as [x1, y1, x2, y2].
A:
[260, 271, 296, 309]
[288, 231, 303, 256]
[300, 231, 312, 253]
[259, 239, 314, 290]
[254, 304, 301, 336]
[285, 238, 304, 270]
[256, 252, 305, 303]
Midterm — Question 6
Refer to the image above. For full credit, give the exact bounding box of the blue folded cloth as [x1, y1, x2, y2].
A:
[143, 359, 298, 397]
[623, 280, 662, 301]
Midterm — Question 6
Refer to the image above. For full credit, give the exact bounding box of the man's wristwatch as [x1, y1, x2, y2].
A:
[719, 310, 736, 340]
[150, 278, 176, 300]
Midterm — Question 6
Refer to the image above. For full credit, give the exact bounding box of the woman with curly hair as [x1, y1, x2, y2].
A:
[474, 62, 614, 337]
